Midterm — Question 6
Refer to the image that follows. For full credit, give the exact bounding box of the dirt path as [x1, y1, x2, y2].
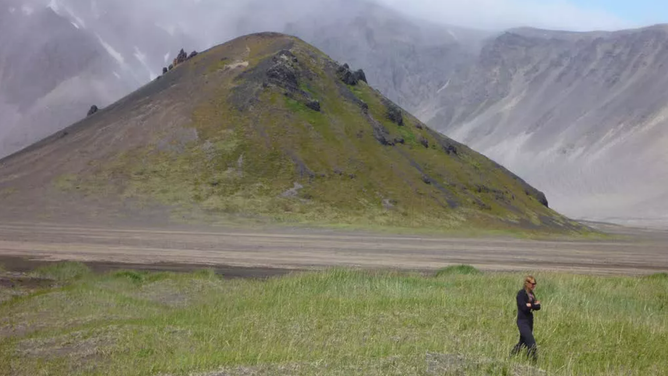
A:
[0, 223, 666, 275]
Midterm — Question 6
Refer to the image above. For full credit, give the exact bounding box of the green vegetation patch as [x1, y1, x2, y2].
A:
[1, 265, 666, 375]
[435, 264, 482, 277]
[31, 262, 91, 282]
[646, 272, 668, 280]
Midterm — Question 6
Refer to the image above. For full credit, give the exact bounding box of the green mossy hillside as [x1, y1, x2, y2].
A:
[48, 33, 584, 233]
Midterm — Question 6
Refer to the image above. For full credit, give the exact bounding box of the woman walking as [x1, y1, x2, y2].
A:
[511, 275, 541, 362]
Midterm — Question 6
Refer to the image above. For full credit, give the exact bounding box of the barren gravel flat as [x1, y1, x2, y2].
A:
[0, 222, 666, 276]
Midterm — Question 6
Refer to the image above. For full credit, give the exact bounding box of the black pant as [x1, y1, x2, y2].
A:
[511, 319, 537, 361]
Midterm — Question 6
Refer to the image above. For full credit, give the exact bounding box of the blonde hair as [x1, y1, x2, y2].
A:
[524, 275, 536, 293]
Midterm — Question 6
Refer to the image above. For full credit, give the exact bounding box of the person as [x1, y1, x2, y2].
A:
[511, 275, 541, 362]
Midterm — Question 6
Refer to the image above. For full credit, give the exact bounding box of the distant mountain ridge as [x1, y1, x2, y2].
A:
[422, 24, 668, 224]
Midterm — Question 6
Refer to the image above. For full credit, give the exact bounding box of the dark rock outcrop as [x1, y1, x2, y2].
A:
[173, 49, 188, 67]
[385, 101, 404, 126]
[188, 51, 198, 59]
[530, 190, 549, 207]
[354, 69, 367, 83]
[368, 115, 394, 146]
[263, 50, 303, 93]
[419, 136, 429, 148]
[337, 63, 367, 86]
[162, 67, 168, 74]
[306, 99, 321, 112]
[443, 144, 458, 155]
[427, 129, 460, 157]
[87, 105, 98, 117]
[338, 69, 358, 85]
[267, 55, 299, 89]
[262, 50, 324, 113]
[336, 64, 366, 86]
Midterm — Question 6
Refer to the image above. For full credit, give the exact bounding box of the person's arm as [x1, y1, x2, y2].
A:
[517, 291, 532, 314]
[533, 298, 541, 311]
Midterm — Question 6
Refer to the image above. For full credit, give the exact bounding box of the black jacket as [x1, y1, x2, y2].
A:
[516, 289, 541, 321]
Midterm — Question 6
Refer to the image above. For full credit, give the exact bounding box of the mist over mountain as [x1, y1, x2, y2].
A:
[0, 0, 197, 157]
[0, 2, 125, 156]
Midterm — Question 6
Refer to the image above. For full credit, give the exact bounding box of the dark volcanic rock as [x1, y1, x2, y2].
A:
[337, 63, 360, 86]
[420, 136, 429, 148]
[267, 50, 301, 90]
[354, 69, 367, 83]
[168, 64, 174, 71]
[385, 101, 404, 126]
[368, 115, 394, 146]
[443, 144, 458, 155]
[339, 70, 358, 85]
[267, 63, 299, 90]
[87, 105, 98, 117]
[427, 129, 459, 156]
[263, 49, 324, 112]
[162, 67, 168, 74]
[306, 99, 321, 112]
[188, 51, 198, 59]
[275, 49, 298, 62]
[174, 48, 188, 66]
[532, 191, 549, 207]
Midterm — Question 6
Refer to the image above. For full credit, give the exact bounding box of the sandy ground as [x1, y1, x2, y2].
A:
[0, 222, 667, 276]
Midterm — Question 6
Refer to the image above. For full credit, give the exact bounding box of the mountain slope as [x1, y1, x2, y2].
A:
[0, 33, 581, 233]
[1, 0, 487, 160]
[425, 25, 668, 225]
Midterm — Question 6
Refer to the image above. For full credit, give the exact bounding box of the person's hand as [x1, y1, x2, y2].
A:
[526, 303, 532, 307]
[535, 301, 541, 305]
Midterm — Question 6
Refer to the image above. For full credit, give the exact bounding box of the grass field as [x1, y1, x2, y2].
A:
[1, 263, 666, 375]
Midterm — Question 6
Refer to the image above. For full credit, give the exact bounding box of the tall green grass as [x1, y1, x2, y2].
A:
[1, 264, 666, 375]
[30, 261, 91, 281]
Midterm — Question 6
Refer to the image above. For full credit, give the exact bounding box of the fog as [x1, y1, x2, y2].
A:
[22, 0, 633, 49]
[378, 0, 631, 31]
[112, 0, 633, 33]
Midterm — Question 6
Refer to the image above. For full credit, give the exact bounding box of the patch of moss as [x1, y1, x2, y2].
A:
[435, 265, 482, 276]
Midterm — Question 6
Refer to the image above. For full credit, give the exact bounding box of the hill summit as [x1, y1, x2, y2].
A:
[0, 32, 581, 232]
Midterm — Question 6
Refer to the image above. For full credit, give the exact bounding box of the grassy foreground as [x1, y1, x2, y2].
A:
[1, 263, 667, 375]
